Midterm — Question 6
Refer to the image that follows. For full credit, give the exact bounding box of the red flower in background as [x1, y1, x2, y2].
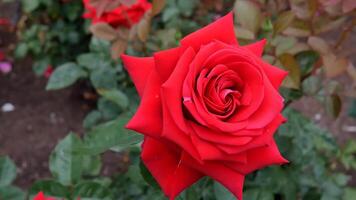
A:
[33, 192, 55, 200]
[44, 65, 54, 78]
[0, 51, 4, 61]
[121, 13, 288, 200]
[82, 0, 151, 28]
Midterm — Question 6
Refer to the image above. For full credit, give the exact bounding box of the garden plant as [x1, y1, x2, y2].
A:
[1, 0, 356, 200]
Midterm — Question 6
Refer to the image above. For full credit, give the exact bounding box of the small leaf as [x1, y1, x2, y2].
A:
[274, 11, 295, 34]
[49, 133, 83, 186]
[98, 89, 129, 110]
[28, 180, 69, 198]
[81, 155, 102, 177]
[46, 63, 87, 90]
[348, 99, 356, 118]
[295, 50, 320, 76]
[243, 189, 274, 200]
[307, 36, 331, 55]
[0, 186, 25, 200]
[89, 23, 118, 41]
[78, 115, 143, 155]
[0, 156, 17, 187]
[343, 187, 356, 200]
[21, 0, 40, 12]
[83, 110, 103, 129]
[324, 94, 342, 118]
[111, 39, 128, 59]
[235, 26, 255, 40]
[279, 54, 301, 89]
[213, 182, 234, 200]
[137, 17, 151, 42]
[151, 0, 166, 16]
[322, 54, 348, 78]
[77, 53, 106, 71]
[73, 181, 112, 199]
[234, 0, 262, 33]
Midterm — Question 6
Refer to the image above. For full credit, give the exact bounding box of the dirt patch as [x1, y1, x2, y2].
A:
[0, 58, 89, 188]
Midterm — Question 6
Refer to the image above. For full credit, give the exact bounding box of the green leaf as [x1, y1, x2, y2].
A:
[78, 116, 143, 155]
[28, 180, 69, 198]
[213, 182, 235, 200]
[324, 94, 342, 118]
[81, 155, 102, 176]
[83, 110, 103, 129]
[243, 189, 274, 200]
[89, 37, 110, 54]
[273, 11, 295, 34]
[14, 43, 28, 59]
[90, 67, 118, 90]
[49, 133, 83, 186]
[0, 156, 17, 187]
[279, 53, 301, 89]
[343, 187, 356, 200]
[73, 181, 112, 199]
[21, 0, 40, 12]
[46, 63, 87, 90]
[177, 0, 197, 17]
[98, 89, 129, 110]
[77, 53, 107, 71]
[33, 58, 50, 76]
[348, 99, 356, 118]
[0, 186, 25, 200]
[162, 7, 179, 22]
[234, 0, 262, 33]
[97, 98, 121, 120]
[296, 51, 319, 76]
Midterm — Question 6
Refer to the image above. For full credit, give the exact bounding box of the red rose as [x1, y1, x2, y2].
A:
[121, 13, 288, 200]
[44, 65, 54, 78]
[82, 0, 151, 28]
[33, 192, 55, 200]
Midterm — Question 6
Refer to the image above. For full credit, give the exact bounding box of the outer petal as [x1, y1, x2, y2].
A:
[180, 12, 238, 51]
[225, 139, 288, 175]
[182, 152, 245, 200]
[261, 62, 288, 89]
[154, 47, 183, 82]
[126, 70, 162, 138]
[141, 137, 203, 200]
[121, 54, 154, 97]
[243, 39, 266, 57]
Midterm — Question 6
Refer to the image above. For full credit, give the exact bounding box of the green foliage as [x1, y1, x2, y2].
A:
[49, 133, 84, 186]
[17, 0, 89, 76]
[8, 0, 356, 199]
[0, 156, 17, 187]
[46, 63, 87, 90]
[0, 156, 25, 200]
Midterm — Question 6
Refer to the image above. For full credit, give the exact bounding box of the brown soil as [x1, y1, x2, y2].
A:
[0, 58, 89, 187]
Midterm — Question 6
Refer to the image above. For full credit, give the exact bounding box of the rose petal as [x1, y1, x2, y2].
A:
[225, 139, 289, 175]
[141, 137, 203, 200]
[126, 70, 163, 138]
[243, 39, 266, 57]
[261, 62, 288, 89]
[161, 47, 196, 133]
[154, 47, 183, 82]
[180, 12, 238, 51]
[246, 78, 284, 129]
[182, 152, 245, 200]
[190, 131, 248, 162]
[121, 54, 154, 97]
[217, 114, 286, 154]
